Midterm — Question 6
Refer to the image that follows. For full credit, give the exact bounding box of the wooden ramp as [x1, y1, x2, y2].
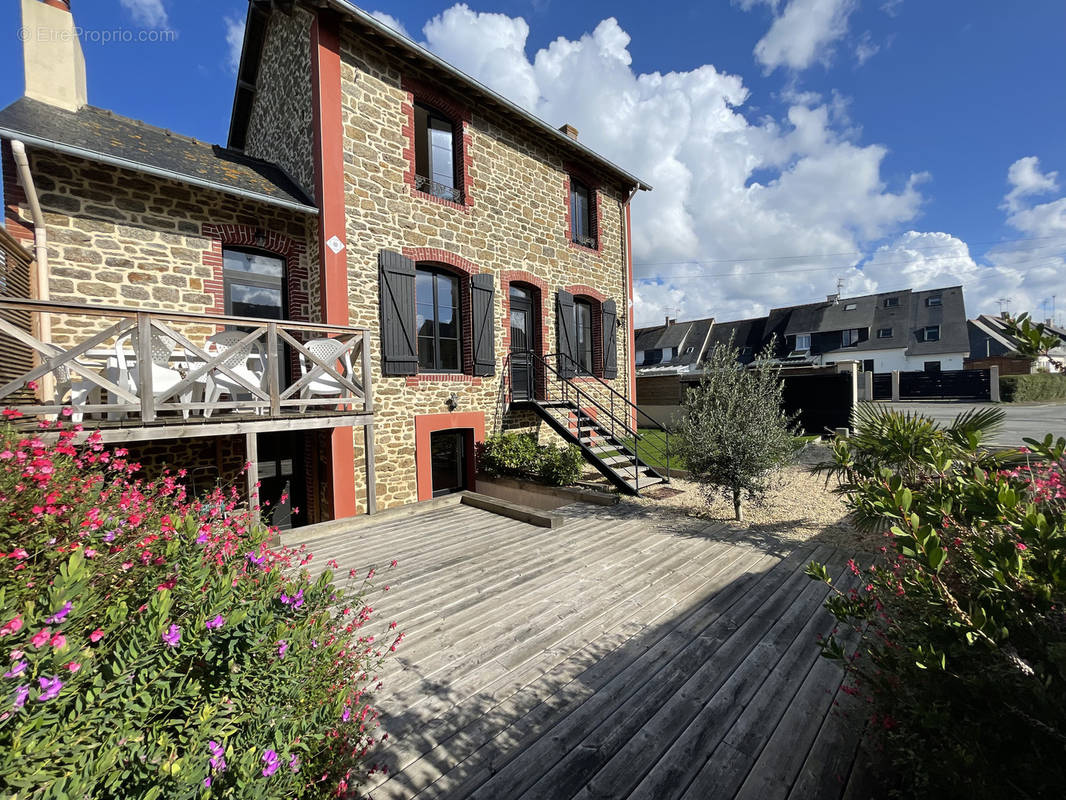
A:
[305, 502, 880, 800]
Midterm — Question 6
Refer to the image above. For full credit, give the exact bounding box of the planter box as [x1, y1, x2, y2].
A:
[475, 474, 618, 510]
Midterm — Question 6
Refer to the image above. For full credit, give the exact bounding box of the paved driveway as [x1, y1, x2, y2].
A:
[301, 501, 877, 799]
[880, 401, 1065, 446]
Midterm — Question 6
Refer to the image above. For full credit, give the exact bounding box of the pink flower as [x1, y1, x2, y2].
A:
[0, 616, 23, 637]
[31, 629, 51, 649]
[50, 633, 67, 650]
[67, 662, 81, 673]
[1016, 542, 1028, 551]
[277, 640, 288, 659]
[89, 629, 105, 643]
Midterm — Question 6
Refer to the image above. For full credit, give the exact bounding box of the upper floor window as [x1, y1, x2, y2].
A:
[926, 295, 942, 307]
[416, 267, 462, 372]
[795, 333, 811, 351]
[414, 103, 461, 203]
[575, 299, 595, 373]
[569, 178, 597, 249]
[877, 327, 893, 339]
[920, 325, 941, 343]
[883, 297, 900, 308]
[842, 328, 860, 347]
[844, 303, 857, 311]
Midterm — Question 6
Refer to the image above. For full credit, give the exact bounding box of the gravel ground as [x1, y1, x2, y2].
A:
[617, 444, 884, 555]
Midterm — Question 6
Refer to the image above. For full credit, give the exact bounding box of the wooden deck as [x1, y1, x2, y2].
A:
[305, 501, 881, 800]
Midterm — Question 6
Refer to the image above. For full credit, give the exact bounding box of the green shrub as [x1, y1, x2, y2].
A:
[808, 405, 1066, 798]
[537, 443, 585, 486]
[1000, 372, 1066, 402]
[0, 421, 399, 798]
[479, 433, 584, 487]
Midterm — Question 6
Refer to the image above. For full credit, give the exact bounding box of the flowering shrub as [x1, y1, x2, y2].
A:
[0, 419, 401, 797]
[807, 405, 1066, 797]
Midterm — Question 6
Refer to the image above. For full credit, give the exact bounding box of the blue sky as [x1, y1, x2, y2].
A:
[2, 1, 1064, 325]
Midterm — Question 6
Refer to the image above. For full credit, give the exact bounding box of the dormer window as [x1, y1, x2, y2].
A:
[842, 328, 860, 347]
[877, 327, 893, 338]
[920, 325, 941, 342]
[568, 177, 598, 250]
[844, 303, 857, 311]
[413, 103, 461, 203]
[883, 297, 900, 308]
[926, 295, 942, 307]
[795, 333, 811, 351]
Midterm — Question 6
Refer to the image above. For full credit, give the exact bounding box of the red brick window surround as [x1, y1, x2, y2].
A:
[403, 247, 482, 386]
[202, 224, 309, 322]
[566, 283, 606, 379]
[564, 171, 603, 254]
[401, 76, 474, 211]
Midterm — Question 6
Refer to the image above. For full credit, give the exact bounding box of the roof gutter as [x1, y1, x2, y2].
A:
[0, 129, 320, 215]
[323, 0, 652, 192]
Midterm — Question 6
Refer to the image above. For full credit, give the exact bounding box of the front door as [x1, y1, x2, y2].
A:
[257, 432, 307, 530]
[509, 285, 535, 401]
[430, 430, 467, 496]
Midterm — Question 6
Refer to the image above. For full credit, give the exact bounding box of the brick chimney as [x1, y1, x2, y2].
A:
[22, 0, 87, 112]
[559, 124, 579, 140]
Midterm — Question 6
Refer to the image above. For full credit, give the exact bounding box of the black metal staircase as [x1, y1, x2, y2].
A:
[508, 351, 673, 495]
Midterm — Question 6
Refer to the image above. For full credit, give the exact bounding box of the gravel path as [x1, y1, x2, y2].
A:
[617, 445, 884, 556]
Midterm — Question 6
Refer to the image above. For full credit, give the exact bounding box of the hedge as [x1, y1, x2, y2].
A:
[1000, 373, 1066, 402]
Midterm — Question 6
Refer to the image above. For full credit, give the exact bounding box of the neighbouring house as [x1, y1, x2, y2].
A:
[0, 0, 659, 528]
[634, 316, 715, 372]
[967, 313, 1066, 374]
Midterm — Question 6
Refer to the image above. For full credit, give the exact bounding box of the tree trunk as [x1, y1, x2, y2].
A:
[733, 489, 743, 521]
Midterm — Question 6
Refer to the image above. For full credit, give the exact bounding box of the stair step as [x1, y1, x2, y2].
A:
[621, 476, 665, 491]
[600, 454, 636, 467]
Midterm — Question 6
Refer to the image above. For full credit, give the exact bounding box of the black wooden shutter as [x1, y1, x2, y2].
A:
[556, 289, 576, 378]
[602, 298, 618, 380]
[470, 273, 496, 377]
[378, 250, 417, 376]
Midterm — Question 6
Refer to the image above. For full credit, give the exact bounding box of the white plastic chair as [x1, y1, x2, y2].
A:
[203, 330, 267, 417]
[115, 332, 195, 419]
[298, 338, 356, 411]
[54, 361, 101, 423]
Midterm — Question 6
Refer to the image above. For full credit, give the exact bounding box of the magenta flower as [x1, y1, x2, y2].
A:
[89, 629, 105, 643]
[161, 624, 181, 648]
[3, 660, 27, 678]
[208, 740, 227, 773]
[13, 685, 29, 709]
[45, 601, 72, 624]
[289, 753, 300, 773]
[277, 640, 288, 659]
[30, 629, 51, 649]
[37, 675, 62, 702]
[291, 589, 304, 610]
[261, 749, 280, 777]
[205, 615, 225, 630]
[342, 706, 351, 723]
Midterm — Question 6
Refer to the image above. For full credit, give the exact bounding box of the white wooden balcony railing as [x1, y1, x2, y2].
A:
[0, 298, 374, 436]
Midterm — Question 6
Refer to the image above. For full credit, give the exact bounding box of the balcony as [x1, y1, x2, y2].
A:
[0, 297, 374, 443]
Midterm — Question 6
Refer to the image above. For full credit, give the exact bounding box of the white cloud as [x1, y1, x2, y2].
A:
[745, 0, 859, 73]
[854, 31, 880, 65]
[120, 0, 169, 28]
[407, 6, 1064, 326]
[369, 11, 412, 40]
[1003, 156, 1060, 215]
[224, 15, 246, 74]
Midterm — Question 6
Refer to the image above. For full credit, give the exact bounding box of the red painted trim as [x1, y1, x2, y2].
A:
[401, 247, 480, 276]
[401, 76, 474, 211]
[625, 201, 637, 430]
[414, 411, 486, 501]
[311, 9, 356, 520]
[564, 284, 607, 304]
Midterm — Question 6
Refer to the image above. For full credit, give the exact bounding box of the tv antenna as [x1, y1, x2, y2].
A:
[997, 297, 1012, 316]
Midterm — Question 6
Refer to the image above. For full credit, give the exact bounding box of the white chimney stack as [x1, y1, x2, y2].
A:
[22, 0, 87, 112]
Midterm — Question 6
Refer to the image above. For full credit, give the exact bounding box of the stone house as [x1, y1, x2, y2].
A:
[0, 0, 656, 529]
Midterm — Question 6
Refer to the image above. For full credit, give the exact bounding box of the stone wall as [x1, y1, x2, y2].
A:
[337, 31, 636, 509]
[5, 150, 317, 345]
[244, 7, 316, 199]
[124, 435, 247, 499]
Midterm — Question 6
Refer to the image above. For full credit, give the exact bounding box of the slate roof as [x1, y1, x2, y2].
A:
[704, 317, 768, 363]
[0, 97, 317, 213]
[968, 313, 1066, 359]
[634, 317, 715, 370]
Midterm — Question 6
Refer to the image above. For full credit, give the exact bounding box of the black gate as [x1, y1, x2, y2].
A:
[872, 373, 893, 400]
[899, 369, 991, 400]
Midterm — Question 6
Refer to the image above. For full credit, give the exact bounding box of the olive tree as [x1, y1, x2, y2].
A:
[677, 337, 798, 520]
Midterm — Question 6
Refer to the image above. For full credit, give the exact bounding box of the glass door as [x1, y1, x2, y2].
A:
[509, 286, 535, 401]
[430, 430, 467, 497]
